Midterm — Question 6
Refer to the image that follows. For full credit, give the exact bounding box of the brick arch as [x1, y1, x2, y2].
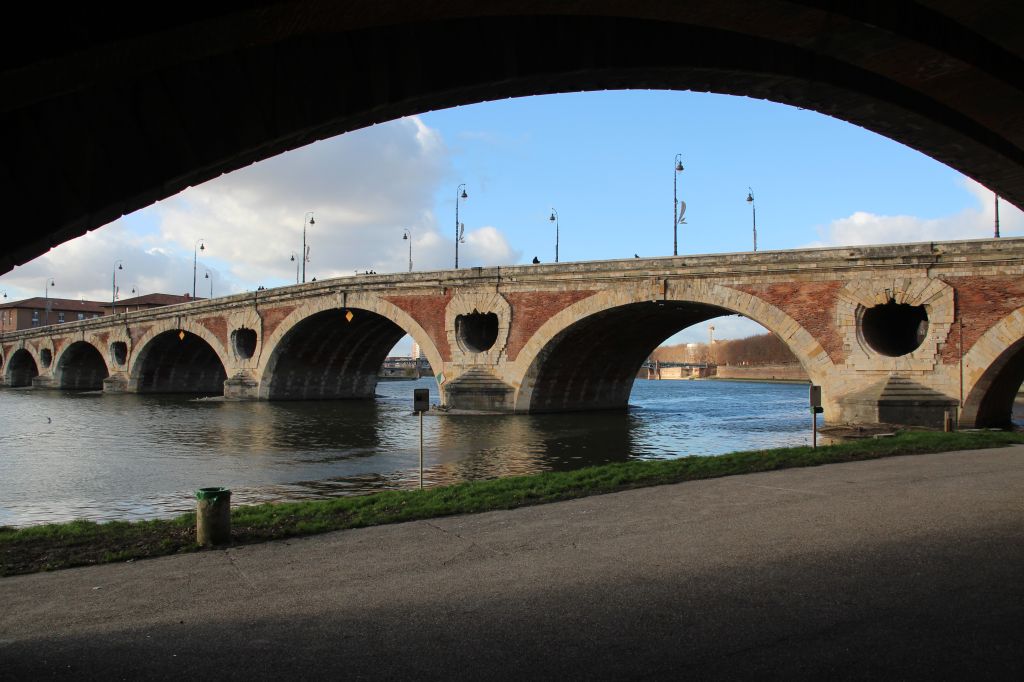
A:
[256, 291, 444, 400]
[128, 318, 231, 394]
[960, 307, 1024, 427]
[3, 347, 39, 387]
[52, 339, 110, 389]
[511, 282, 834, 412]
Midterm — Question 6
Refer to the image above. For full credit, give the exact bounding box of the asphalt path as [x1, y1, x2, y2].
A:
[2, 446, 1023, 680]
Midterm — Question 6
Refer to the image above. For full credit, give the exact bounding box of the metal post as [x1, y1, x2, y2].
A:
[673, 154, 683, 256]
[995, 193, 1001, 238]
[549, 209, 559, 263]
[192, 238, 204, 298]
[43, 278, 53, 326]
[455, 184, 467, 269]
[747, 188, 757, 252]
[111, 261, 123, 315]
[302, 211, 314, 283]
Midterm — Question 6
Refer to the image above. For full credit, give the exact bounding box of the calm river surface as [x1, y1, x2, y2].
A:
[3, 379, 1013, 528]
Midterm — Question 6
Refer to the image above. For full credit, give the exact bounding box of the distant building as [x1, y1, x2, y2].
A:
[0, 297, 106, 332]
[99, 293, 201, 314]
[1, 293, 204, 333]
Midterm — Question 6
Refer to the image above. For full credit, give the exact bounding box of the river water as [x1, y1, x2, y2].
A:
[1, 379, 1018, 528]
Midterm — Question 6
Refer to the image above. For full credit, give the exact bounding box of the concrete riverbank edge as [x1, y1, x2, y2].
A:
[2, 431, 1023, 578]
[2, 443, 1023, 680]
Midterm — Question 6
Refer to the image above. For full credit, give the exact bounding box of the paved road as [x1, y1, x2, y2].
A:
[2, 447, 1023, 680]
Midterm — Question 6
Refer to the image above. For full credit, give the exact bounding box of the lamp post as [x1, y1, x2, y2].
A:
[455, 184, 467, 268]
[192, 238, 205, 298]
[673, 154, 684, 256]
[205, 271, 213, 298]
[402, 229, 413, 272]
[995, 193, 1001, 238]
[112, 260, 124, 315]
[289, 252, 300, 284]
[302, 211, 315, 283]
[746, 187, 757, 252]
[43, 277, 55, 326]
[549, 209, 560, 263]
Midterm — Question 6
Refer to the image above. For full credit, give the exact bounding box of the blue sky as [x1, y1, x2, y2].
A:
[2, 90, 1020, 350]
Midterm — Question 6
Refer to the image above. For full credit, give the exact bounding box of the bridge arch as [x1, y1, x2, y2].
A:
[4, 348, 39, 387]
[258, 293, 444, 401]
[129, 322, 230, 395]
[512, 283, 834, 413]
[4, 5, 1023, 274]
[53, 340, 109, 390]
[960, 308, 1024, 427]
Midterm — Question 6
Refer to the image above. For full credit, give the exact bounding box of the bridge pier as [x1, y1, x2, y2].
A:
[102, 372, 130, 393]
[224, 373, 259, 400]
[30, 375, 55, 390]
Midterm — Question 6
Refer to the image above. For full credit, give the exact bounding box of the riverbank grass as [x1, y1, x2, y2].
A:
[2, 430, 1022, 576]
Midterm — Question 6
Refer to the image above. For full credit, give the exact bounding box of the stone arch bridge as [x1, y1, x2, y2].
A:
[3, 239, 1024, 428]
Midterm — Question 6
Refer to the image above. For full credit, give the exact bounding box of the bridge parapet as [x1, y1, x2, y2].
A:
[2, 238, 1024, 428]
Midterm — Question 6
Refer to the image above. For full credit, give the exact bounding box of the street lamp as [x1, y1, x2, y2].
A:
[289, 252, 300, 284]
[192, 238, 205, 298]
[746, 188, 757, 252]
[302, 211, 315, 283]
[205, 271, 213, 298]
[673, 154, 685, 256]
[549, 209, 560, 263]
[112, 260, 124, 315]
[43, 277, 55, 326]
[455, 184, 467, 268]
[995, 193, 1001, 238]
[402, 229, 413, 272]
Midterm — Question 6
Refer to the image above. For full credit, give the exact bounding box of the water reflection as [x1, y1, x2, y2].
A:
[1, 379, 816, 527]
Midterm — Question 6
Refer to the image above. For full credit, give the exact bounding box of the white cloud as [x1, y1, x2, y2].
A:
[811, 177, 1024, 247]
[1, 116, 522, 301]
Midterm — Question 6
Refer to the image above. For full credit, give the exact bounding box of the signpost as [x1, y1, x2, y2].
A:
[809, 384, 823, 448]
[413, 389, 430, 489]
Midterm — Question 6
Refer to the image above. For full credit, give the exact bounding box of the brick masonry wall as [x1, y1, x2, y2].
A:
[940, 276, 1024, 364]
[735, 281, 846, 364]
[197, 316, 228, 348]
[385, 293, 453, 361]
[259, 305, 297, 341]
[505, 291, 597, 361]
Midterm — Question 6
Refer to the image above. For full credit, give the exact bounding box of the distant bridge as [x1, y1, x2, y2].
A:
[3, 239, 1024, 428]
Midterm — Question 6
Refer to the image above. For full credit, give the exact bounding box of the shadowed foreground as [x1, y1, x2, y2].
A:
[2, 447, 1022, 679]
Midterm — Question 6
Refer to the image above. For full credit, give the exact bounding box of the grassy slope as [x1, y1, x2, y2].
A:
[2, 430, 1022, 576]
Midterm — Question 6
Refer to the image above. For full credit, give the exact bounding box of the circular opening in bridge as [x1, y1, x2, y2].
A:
[232, 328, 257, 359]
[861, 302, 929, 357]
[110, 341, 128, 366]
[40, 348, 52, 368]
[456, 312, 499, 354]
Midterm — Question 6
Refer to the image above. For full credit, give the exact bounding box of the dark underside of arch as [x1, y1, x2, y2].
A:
[5, 350, 38, 387]
[972, 338, 1024, 427]
[263, 309, 406, 400]
[134, 332, 227, 394]
[528, 302, 733, 412]
[56, 342, 109, 390]
[3, 3, 1023, 273]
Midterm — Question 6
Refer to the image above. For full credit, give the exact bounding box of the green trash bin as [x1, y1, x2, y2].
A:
[195, 487, 231, 546]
